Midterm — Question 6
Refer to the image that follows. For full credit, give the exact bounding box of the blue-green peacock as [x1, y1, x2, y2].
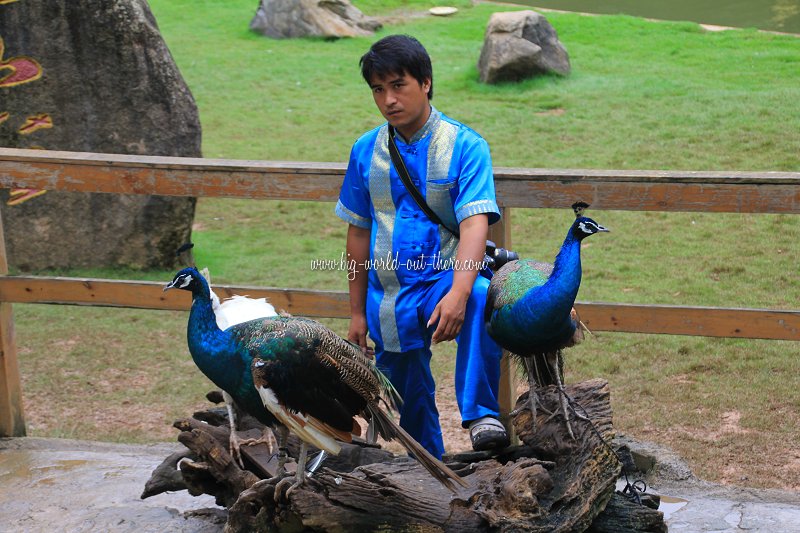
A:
[165, 267, 466, 497]
[173, 244, 280, 466]
[486, 202, 608, 437]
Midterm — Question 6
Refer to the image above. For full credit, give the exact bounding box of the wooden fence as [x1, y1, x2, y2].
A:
[0, 147, 798, 437]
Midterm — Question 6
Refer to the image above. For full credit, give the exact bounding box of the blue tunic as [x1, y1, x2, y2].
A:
[336, 107, 504, 458]
[336, 107, 501, 353]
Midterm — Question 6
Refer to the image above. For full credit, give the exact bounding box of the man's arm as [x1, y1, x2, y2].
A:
[346, 224, 371, 352]
[428, 213, 488, 344]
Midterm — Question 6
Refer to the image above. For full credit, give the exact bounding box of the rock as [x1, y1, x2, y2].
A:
[588, 493, 668, 533]
[478, 10, 571, 84]
[614, 434, 697, 483]
[250, 0, 381, 39]
[0, 0, 200, 270]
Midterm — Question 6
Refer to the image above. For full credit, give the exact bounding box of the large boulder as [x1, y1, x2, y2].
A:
[478, 10, 570, 84]
[250, 0, 381, 39]
[0, 0, 200, 271]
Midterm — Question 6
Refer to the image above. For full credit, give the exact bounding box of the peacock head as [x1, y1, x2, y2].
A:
[164, 267, 211, 298]
[571, 217, 609, 241]
[569, 201, 609, 241]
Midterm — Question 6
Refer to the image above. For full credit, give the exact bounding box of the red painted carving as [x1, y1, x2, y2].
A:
[0, 36, 43, 88]
[18, 113, 52, 134]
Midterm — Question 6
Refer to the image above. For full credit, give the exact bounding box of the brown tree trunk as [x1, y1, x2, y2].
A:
[144, 379, 667, 532]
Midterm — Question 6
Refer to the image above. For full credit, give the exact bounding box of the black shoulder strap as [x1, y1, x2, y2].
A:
[387, 125, 460, 238]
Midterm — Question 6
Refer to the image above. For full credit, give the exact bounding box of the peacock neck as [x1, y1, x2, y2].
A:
[524, 229, 582, 317]
[187, 292, 240, 392]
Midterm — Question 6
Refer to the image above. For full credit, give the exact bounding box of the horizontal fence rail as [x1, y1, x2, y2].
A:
[0, 147, 798, 437]
[0, 277, 797, 341]
[1, 148, 799, 212]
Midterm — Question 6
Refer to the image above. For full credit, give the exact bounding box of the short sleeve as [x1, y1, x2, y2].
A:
[335, 144, 372, 229]
[453, 136, 501, 226]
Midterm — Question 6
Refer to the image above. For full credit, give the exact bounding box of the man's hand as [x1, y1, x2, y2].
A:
[428, 288, 469, 344]
[427, 214, 489, 344]
[348, 313, 370, 355]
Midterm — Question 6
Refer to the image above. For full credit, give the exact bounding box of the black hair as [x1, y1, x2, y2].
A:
[359, 34, 434, 100]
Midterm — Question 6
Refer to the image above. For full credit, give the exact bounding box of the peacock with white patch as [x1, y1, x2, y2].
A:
[173, 244, 279, 465]
[165, 267, 466, 498]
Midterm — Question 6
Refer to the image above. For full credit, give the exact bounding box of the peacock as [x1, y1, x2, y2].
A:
[165, 267, 466, 497]
[486, 202, 608, 437]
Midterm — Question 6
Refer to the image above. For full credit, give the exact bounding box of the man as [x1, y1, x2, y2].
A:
[335, 34, 508, 459]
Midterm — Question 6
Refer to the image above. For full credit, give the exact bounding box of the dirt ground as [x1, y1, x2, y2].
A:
[19, 366, 798, 492]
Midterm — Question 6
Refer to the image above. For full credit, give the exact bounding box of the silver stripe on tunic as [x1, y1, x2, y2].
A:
[456, 199, 500, 224]
[425, 116, 459, 263]
[368, 125, 402, 351]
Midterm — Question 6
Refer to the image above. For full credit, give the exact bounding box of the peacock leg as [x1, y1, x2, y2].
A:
[531, 355, 557, 419]
[236, 430, 278, 453]
[261, 425, 291, 484]
[223, 391, 247, 468]
[224, 392, 278, 469]
[547, 350, 575, 440]
[274, 442, 308, 502]
[523, 357, 538, 430]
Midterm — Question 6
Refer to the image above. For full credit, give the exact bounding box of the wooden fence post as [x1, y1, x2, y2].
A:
[488, 207, 517, 441]
[0, 213, 25, 437]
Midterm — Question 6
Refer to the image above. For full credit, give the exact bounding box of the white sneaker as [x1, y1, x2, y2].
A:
[469, 416, 510, 451]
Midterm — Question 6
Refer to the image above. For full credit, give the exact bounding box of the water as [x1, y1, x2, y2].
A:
[509, 1, 800, 34]
[659, 494, 690, 520]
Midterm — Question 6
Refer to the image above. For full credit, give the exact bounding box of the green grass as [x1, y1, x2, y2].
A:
[11, 0, 800, 490]
[148, 0, 800, 170]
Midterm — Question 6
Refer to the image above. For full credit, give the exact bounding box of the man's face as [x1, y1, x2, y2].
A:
[368, 71, 431, 139]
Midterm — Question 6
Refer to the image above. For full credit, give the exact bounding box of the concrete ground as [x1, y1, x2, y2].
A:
[651, 479, 800, 533]
[1, 437, 799, 532]
[0, 438, 224, 532]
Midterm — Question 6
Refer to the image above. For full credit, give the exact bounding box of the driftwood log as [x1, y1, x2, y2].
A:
[143, 379, 666, 532]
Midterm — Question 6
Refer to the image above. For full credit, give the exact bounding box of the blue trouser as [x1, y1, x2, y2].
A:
[375, 274, 503, 459]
